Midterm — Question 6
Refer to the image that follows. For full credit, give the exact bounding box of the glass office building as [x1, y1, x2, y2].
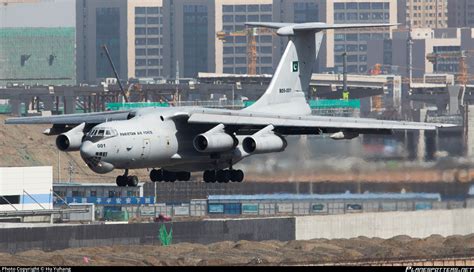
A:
[0, 27, 76, 86]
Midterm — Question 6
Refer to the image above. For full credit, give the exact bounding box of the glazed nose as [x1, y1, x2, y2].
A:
[80, 140, 95, 159]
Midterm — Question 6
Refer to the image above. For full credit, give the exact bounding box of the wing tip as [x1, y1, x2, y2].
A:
[432, 122, 459, 128]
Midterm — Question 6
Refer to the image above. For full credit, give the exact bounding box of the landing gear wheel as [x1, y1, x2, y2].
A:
[203, 170, 216, 183]
[230, 169, 244, 182]
[177, 172, 191, 181]
[163, 170, 176, 183]
[216, 170, 230, 183]
[127, 175, 139, 187]
[150, 169, 163, 182]
[116, 175, 127, 187]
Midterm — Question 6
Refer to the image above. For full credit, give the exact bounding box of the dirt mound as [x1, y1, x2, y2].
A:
[1, 234, 474, 266]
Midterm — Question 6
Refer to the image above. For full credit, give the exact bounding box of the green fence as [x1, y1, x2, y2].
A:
[106, 102, 170, 111]
[103, 210, 129, 221]
[0, 104, 28, 114]
[106, 99, 359, 111]
[309, 99, 360, 109]
[245, 99, 359, 109]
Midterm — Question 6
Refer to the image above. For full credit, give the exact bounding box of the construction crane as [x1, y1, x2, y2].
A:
[101, 45, 129, 102]
[369, 63, 384, 112]
[217, 27, 275, 75]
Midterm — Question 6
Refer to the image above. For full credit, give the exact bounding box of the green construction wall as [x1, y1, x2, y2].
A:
[0, 27, 76, 86]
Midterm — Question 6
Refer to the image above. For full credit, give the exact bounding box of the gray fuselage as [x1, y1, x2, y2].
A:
[79, 107, 250, 174]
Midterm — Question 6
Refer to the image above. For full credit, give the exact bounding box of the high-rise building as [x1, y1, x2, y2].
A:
[76, 0, 163, 84]
[0, 27, 76, 86]
[162, 0, 215, 79]
[367, 28, 474, 78]
[399, 0, 448, 29]
[133, 2, 164, 79]
[215, 0, 273, 75]
[327, 0, 397, 74]
[273, 0, 327, 72]
[273, 0, 396, 74]
[447, 0, 474, 27]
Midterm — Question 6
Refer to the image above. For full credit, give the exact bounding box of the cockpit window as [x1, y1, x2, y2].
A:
[86, 127, 118, 142]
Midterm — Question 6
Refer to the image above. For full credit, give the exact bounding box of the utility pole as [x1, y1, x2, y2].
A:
[342, 52, 349, 100]
[407, 24, 414, 120]
[174, 60, 179, 106]
[57, 150, 60, 183]
[408, 31, 413, 86]
[68, 160, 75, 183]
[407, 0, 413, 85]
[232, 84, 235, 109]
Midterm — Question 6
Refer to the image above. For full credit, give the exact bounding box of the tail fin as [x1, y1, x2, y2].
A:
[243, 22, 397, 116]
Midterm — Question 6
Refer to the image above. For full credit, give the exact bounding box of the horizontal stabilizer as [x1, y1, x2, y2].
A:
[245, 22, 398, 36]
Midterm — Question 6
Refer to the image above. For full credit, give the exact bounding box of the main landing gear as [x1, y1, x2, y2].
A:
[116, 169, 139, 187]
[203, 169, 244, 183]
[149, 169, 191, 183]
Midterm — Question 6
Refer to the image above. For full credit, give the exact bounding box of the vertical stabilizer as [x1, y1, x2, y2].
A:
[243, 22, 396, 116]
[244, 31, 323, 116]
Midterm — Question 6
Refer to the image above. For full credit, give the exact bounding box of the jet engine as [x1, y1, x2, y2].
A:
[55, 123, 86, 152]
[242, 125, 287, 154]
[193, 124, 237, 153]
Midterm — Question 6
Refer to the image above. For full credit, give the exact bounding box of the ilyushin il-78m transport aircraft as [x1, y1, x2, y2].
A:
[6, 22, 455, 187]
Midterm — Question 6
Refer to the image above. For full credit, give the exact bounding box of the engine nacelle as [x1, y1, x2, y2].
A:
[242, 125, 287, 154]
[243, 134, 287, 154]
[193, 124, 236, 153]
[55, 123, 86, 152]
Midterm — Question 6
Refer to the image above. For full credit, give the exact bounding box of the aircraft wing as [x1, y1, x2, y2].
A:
[187, 111, 455, 135]
[4, 110, 132, 125]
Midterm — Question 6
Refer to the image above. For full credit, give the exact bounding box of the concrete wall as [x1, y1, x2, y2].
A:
[295, 208, 474, 240]
[0, 217, 295, 253]
[2, 209, 474, 253]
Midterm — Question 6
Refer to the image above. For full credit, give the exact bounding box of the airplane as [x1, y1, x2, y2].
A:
[5, 22, 455, 187]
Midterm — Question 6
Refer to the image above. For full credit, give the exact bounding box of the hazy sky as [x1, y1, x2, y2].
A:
[0, 0, 75, 28]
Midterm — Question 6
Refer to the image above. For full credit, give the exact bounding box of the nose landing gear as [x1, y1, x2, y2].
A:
[116, 169, 139, 187]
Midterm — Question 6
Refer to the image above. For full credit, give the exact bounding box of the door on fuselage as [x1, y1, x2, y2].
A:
[141, 139, 151, 159]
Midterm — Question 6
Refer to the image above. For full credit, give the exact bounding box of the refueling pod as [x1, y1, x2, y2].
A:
[242, 125, 287, 154]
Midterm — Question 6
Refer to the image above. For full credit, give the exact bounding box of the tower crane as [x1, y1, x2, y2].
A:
[217, 27, 275, 75]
